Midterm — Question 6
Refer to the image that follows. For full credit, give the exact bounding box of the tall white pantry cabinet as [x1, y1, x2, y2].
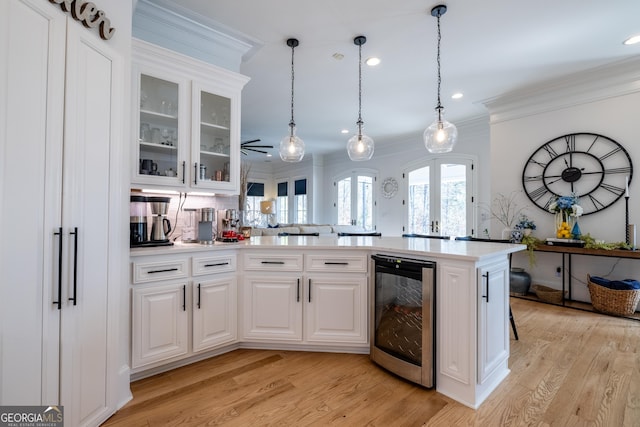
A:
[0, 1, 132, 426]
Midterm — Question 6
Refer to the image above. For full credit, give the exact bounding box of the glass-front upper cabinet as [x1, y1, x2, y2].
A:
[132, 39, 248, 193]
[132, 66, 189, 188]
[191, 82, 241, 193]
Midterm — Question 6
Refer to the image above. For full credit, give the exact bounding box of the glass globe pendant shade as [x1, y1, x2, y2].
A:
[279, 126, 305, 162]
[347, 132, 374, 161]
[424, 112, 458, 153]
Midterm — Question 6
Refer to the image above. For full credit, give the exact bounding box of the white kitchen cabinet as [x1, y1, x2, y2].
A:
[241, 251, 368, 347]
[0, 1, 129, 425]
[437, 257, 510, 408]
[132, 283, 189, 368]
[131, 251, 238, 372]
[193, 276, 237, 352]
[132, 39, 249, 193]
[305, 275, 368, 344]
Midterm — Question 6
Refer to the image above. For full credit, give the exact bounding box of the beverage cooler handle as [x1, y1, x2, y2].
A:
[181, 161, 186, 184]
[482, 271, 490, 303]
[194, 162, 198, 185]
[69, 227, 78, 305]
[53, 227, 63, 310]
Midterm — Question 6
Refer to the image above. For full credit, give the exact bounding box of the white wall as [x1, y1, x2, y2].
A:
[487, 57, 640, 301]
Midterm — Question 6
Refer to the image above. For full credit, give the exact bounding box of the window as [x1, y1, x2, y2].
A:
[405, 158, 473, 237]
[276, 181, 288, 224]
[335, 171, 375, 229]
[294, 178, 307, 223]
[274, 177, 308, 224]
[245, 182, 264, 227]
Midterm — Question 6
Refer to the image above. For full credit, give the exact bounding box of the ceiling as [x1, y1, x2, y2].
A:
[167, 0, 640, 162]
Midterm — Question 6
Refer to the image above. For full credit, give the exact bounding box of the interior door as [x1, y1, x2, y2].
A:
[405, 158, 473, 237]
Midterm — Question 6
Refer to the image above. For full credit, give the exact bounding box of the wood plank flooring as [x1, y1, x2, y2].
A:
[103, 298, 640, 426]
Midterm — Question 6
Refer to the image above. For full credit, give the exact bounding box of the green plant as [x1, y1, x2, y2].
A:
[520, 234, 543, 267]
[581, 233, 631, 250]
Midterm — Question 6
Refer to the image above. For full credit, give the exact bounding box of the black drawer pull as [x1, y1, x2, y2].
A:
[261, 261, 285, 265]
[204, 262, 229, 267]
[148, 267, 179, 274]
[324, 262, 349, 265]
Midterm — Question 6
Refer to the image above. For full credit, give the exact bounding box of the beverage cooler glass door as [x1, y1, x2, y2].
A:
[371, 254, 436, 388]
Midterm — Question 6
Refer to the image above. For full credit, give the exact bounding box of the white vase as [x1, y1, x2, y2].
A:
[501, 228, 512, 240]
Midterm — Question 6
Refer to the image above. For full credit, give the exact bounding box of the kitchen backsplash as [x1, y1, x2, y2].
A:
[132, 192, 238, 242]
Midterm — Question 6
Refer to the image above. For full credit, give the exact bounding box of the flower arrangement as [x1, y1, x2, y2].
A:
[548, 194, 582, 239]
[514, 215, 536, 231]
[548, 195, 583, 217]
[487, 191, 525, 229]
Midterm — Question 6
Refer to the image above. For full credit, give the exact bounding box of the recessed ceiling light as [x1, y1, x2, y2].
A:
[266, 153, 272, 157]
[365, 57, 381, 66]
[451, 92, 463, 99]
[340, 129, 349, 134]
[332, 53, 344, 60]
[623, 34, 640, 45]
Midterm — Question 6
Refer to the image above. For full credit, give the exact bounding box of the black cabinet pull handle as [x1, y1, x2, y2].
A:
[324, 262, 348, 265]
[53, 227, 63, 310]
[148, 268, 179, 274]
[197, 283, 201, 309]
[308, 279, 312, 303]
[194, 162, 198, 185]
[204, 262, 229, 267]
[296, 278, 300, 302]
[69, 227, 78, 305]
[261, 261, 285, 265]
[482, 271, 490, 303]
[182, 284, 186, 311]
[181, 161, 185, 184]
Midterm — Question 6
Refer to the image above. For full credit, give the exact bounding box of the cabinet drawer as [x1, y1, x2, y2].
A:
[243, 253, 303, 272]
[192, 253, 236, 276]
[133, 259, 189, 284]
[305, 254, 368, 273]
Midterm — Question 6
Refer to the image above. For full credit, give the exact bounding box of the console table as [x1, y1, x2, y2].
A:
[517, 245, 640, 320]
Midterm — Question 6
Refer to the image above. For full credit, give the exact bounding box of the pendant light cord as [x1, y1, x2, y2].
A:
[356, 38, 364, 135]
[435, 12, 443, 122]
[289, 42, 296, 134]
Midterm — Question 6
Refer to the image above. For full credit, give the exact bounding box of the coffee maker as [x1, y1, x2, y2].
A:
[130, 195, 149, 247]
[148, 196, 173, 245]
[217, 209, 240, 242]
[198, 208, 216, 245]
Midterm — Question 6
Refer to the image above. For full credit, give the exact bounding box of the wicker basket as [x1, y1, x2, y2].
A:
[587, 275, 640, 316]
[531, 284, 566, 304]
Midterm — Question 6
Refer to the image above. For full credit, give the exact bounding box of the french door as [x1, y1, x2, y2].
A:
[405, 158, 473, 237]
[335, 171, 376, 229]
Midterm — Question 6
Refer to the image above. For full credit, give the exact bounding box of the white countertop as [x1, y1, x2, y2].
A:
[131, 236, 525, 261]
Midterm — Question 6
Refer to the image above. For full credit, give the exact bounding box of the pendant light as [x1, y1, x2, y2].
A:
[424, 5, 458, 154]
[347, 35, 374, 161]
[279, 38, 305, 162]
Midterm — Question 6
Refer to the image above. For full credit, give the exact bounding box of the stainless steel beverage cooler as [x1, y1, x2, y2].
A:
[370, 254, 436, 388]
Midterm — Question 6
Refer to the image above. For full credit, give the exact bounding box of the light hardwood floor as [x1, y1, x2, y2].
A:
[103, 298, 640, 426]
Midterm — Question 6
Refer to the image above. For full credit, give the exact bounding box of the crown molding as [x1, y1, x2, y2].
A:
[133, 0, 262, 72]
[482, 56, 640, 124]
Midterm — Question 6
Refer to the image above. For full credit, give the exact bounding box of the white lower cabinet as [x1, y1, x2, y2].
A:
[131, 251, 237, 372]
[132, 283, 189, 368]
[241, 251, 368, 347]
[437, 257, 510, 408]
[193, 276, 237, 352]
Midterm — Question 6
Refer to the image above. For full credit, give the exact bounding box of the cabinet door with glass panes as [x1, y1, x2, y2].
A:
[132, 66, 190, 188]
[191, 81, 241, 194]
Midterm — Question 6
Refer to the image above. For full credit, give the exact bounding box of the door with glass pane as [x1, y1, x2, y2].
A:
[405, 159, 473, 237]
[335, 172, 376, 229]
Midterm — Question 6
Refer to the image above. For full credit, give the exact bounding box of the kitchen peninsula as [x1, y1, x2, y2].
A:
[130, 236, 524, 409]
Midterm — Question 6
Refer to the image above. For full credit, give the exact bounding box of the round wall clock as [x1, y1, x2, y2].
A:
[522, 132, 633, 215]
[381, 177, 398, 199]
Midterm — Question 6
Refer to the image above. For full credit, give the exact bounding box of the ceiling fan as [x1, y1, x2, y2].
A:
[241, 139, 273, 155]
